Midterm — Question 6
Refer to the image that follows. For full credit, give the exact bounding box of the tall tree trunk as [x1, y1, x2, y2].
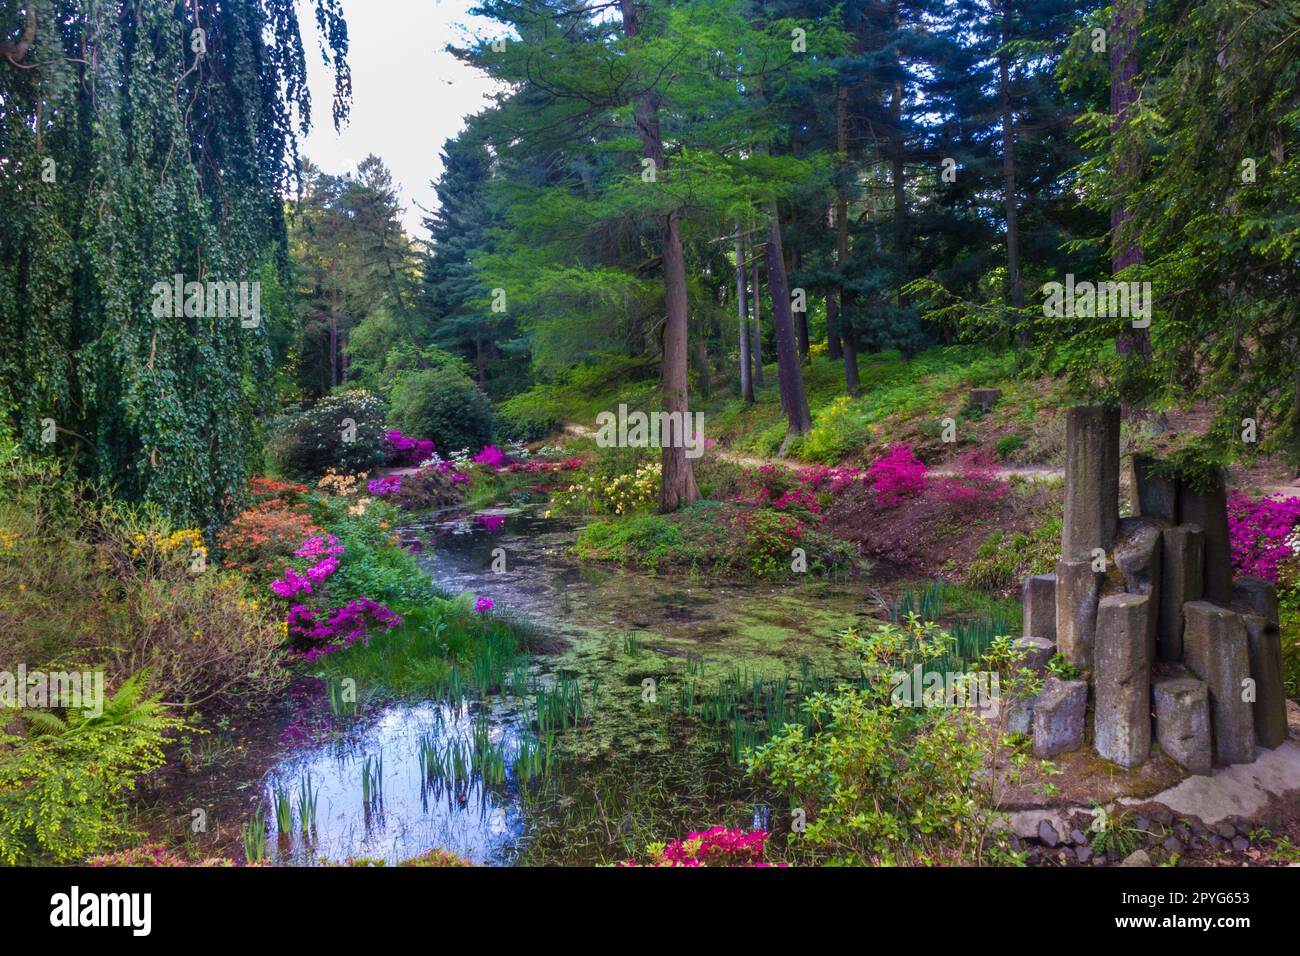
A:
[890, 4, 909, 312]
[749, 242, 764, 386]
[836, 85, 860, 394]
[826, 286, 842, 360]
[764, 203, 812, 436]
[1111, 0, 1150, 358]
[1000, 2, 1025, 344]
[736, 228, 754, 402]
[792, 248, 810, 364]
[620, 0, 698, 511]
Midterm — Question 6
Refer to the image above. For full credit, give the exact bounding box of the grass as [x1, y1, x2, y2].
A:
[311, 598, 530, 703]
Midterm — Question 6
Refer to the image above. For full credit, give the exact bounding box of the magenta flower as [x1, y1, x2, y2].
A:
[474, 596, 494, 614]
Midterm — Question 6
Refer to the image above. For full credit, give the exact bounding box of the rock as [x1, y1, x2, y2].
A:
[1094, 593, 1152, 768]
[1120, 849, 1151, 867]
[1013, 636, 1057, 673]
[969, 388, 1002, 410]
[1233, 576, 1279, 625]
[1128, 454, 1178, 522]
[1183, 601, 1257, 765]
[1153, 677, 1212, 775]
[1146, 804, 1174, 826]
[1242, 613, 1288, 749]
[1135, 815, 1151, 833]
[1033, 677, 1088, 757]
[1038, 819, 1059, 846]
[1056, 558, 1105, 669]
[1092, 853, 1106, 867]
[1159, 524, 1204, 661]
[1076, 845, 1093, 864]
[1231, 836, 1249, 853]
[1062, 405, 1121, 560]
[1070, 828, 1087, 846]
[1215, 821, 1236, 839]
[1005, 637, 1056, 735]
[1115, 517, 1165, 661]
[1162, 836, 1183, 855]
[1173, 823, 1190, 840]
[1022, 575, 1058, 641]
[1178, 470, 1232, 603]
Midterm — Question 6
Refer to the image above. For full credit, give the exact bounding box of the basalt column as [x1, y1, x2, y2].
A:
[1055, 405, 1119, 669]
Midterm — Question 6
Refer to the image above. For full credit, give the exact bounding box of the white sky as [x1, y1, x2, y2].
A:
[297, 0, 506, 240]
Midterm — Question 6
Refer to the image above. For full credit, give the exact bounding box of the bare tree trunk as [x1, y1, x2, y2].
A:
[764, 203, 812, 435]
[836, 85, 860, 395]
[792, 248, 810, 364]
[621, 0, 698, 511]
[1111, 0, 1150, 358]
[827, 286, 843, 360]
[749, 241, 764, 386]
[1000, 2, 1025, 344]
[736, 228, 754, 402]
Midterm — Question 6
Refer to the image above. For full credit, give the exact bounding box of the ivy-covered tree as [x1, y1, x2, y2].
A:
[0, 0, 351, 527]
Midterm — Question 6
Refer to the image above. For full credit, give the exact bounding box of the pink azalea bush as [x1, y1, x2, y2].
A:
[367, 475, 402, 496]
[933, 448, 1008, 509]
[865, 442, 928, 507]
[383, 429, 434, 466]
[1227, 491, 1300, 584]
[473, 445, 507, 469]
[291, 598, 403, 661]
[620, 827, 786, 867]
[474, 596, 494, 613]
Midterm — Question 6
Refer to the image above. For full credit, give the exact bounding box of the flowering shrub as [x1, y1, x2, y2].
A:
[266, 390, 388, 481]
[380, 465, 467, 512]
[621, 827, 784, 867]
[218, 491, 321, 576]
[1227, 492, 1300, 585]
[317, 469, 363, 498]
[547, 462, 661, 516]
[933, 448, 1008, 510]
[290, 598, 403, 660]
[800, 394, 877, 463]
[474, 596, 494, 613]
[473, 444, 508, 469]
[367, 475, 402, 497]
[732, 508, 809, 577]
[384, 429, 434, 465]
[865, 443, 928, 506]
[505, 458, 584, 475]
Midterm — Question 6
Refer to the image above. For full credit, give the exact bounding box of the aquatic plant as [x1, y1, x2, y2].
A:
[297, 775, 318, 834]
[242, 807, 268, 864]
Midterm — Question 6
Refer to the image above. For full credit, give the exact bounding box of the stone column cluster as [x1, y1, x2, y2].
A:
[1016, 405, 1288, 774]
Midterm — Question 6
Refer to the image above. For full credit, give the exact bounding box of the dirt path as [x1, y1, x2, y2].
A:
[562, 422, 1062, 482]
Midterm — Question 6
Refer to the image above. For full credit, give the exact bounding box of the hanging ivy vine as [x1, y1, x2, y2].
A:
[0, 0, 350, 527]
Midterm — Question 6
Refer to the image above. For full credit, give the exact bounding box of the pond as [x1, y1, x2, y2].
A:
[249, 507, 875, 865]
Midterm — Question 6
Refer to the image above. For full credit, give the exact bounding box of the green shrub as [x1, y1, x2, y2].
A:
[994, 435, 1026, 459]
[496, 391, 562, 443]
[390, 368, 494, 454]
[0, 674, 182, 865]
[746, 620, 1032, 866]
[266, 390, 388, 481]
[310, 495, 438, 608]
[964, 513, 1062, 593]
